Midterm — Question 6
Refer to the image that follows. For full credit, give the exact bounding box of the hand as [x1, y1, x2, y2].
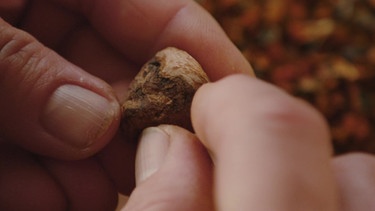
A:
[124, 74, 375, 211]
[0, 0, 253, 210]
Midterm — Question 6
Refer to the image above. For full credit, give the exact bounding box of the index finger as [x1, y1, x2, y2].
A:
[192, 74, 338, 210]
[55, 0, 254, 80]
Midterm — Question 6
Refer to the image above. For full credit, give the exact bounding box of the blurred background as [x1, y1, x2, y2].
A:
[117, 1, 375, 209]
[197, 0, 375, 154]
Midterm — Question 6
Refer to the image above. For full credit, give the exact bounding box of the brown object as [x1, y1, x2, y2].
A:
[121, 47, 209, 140]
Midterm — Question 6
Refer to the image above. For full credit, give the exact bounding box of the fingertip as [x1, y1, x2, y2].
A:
[127, 125, 213, 210]
[135, 126, 170, 185]
[191, 74, 264, 144]
[192, 73, 331, 151]
[0, 19, 121, 159]
[191, 74, 336, 210]
[42, 84, 121, 159]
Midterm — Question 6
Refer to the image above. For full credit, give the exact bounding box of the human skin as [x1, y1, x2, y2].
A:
[0, 0, 252, 210]
[124, 75, 375, 211]
[1, 0, 375, 211]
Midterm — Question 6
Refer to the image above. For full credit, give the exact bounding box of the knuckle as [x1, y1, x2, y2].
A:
[0, 22, 34, 67]
[259, 96, 316, 127]
[335, 153, 375, 171]
[0, 19, 51, 91]
[256, 94, 328, 136]
[227, 76, 329, 138]
[217, 75, 327, 132]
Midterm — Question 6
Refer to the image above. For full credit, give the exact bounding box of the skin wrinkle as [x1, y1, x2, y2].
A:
[0, 0, 253, 209]
[191, 75, 337, 210]
[14, 1, 135, 93]
[1, 34, 68, 115]
[0, 28, 47, 99]
[20, 45, 50, 86]
[0, 27, 33, 62]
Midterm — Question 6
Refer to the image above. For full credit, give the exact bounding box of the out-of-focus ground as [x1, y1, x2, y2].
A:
[198, 0, 375, 154]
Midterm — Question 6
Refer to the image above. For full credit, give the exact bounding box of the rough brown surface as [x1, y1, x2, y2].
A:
[121, 47, 209, 140]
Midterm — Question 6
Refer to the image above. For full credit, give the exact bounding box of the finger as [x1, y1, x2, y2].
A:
[41, 157, 118, 211]
[54, 0, 254, 80]
[125, 125, 213, 211]
[19, 0, 84, 49]
[58, 26, 138, 100]
[5, 1, 136, 96]
[0, 0, 27, 24]
[191, 74, 338, 210]
[0, 143, 67, 210]
[0, 18, 120, 159]
[96, 132, 137, 195]
[333, 153, 375, 211]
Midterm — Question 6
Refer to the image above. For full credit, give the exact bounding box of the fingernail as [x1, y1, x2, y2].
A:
[42, 85, 119, 149]
[135, 127, 170, 185]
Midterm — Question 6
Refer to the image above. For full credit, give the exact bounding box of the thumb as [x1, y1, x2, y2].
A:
[124, 125, 213, 211]
[0, 19, 120, 159]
